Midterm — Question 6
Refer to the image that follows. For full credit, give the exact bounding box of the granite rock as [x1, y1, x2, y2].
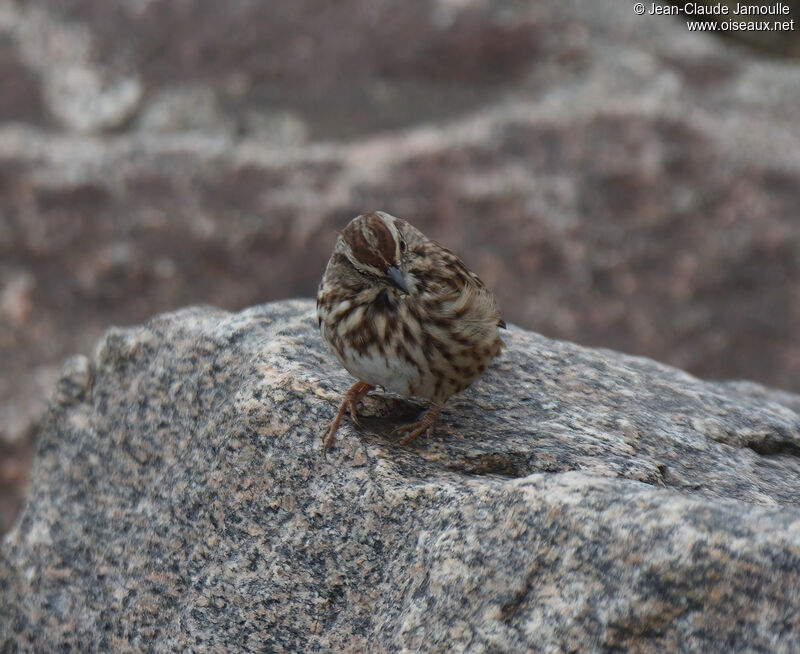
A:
[3, 0, 800, 467]
[2, 299, 799, 651]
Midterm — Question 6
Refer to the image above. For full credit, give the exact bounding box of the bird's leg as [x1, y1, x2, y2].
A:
[392, 405, 441, 445]
[322, 381, 374, 452]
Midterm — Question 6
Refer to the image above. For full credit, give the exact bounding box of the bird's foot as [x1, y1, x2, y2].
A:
[392, 406, 440, 445]
[322, 381, 374, 452]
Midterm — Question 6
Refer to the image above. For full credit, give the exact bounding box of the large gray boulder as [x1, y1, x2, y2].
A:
[4, 0, 800, 458]
[2, 299, 799, 651]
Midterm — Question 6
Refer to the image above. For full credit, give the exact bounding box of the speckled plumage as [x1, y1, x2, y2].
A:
[317, 211, 504, 450]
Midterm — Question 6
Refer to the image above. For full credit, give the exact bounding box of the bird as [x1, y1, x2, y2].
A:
[316, 210, 505, 451]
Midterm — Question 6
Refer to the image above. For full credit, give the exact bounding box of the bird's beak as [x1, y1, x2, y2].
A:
[386, 266, 410, 294]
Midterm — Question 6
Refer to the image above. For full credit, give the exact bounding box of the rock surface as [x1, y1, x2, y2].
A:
[2, 299, 800, 651]
[3, 0, 800, 467]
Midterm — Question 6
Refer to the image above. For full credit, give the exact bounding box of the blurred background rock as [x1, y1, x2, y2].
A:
[1, 0, 799, 532]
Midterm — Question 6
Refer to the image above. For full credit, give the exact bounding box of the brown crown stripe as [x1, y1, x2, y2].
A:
[342, 213, 397, 271]
[368, 213, 398, 261]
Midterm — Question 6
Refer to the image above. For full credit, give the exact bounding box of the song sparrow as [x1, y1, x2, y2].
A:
[316, 211, 505, 451]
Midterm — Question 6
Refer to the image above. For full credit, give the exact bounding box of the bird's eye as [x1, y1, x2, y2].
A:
[399, 239, 407, 253]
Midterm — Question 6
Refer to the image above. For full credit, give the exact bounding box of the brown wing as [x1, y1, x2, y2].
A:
[395, 217, 505, 327]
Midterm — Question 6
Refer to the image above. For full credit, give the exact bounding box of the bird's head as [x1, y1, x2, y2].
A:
[339, 211, 410, 294]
